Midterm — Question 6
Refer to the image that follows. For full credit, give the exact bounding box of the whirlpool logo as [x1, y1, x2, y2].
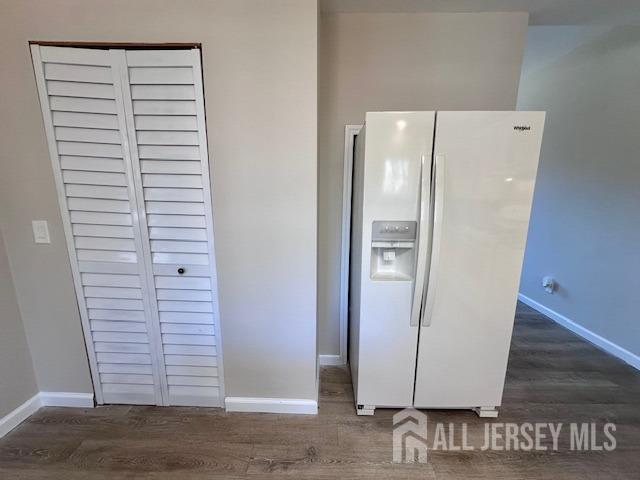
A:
[513, 125, 531, 131]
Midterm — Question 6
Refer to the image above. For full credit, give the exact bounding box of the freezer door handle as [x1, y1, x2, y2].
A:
[422, 154, 445, 327]
[410, 155, 432, 327]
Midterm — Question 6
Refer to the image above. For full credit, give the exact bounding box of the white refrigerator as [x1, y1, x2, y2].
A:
[349, 111, 545, 417]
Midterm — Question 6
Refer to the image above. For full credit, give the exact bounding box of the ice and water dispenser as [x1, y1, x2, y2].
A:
[370, 221, 417, 281]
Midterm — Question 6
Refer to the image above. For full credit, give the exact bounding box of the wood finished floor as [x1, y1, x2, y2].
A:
[1, 302, 639, 479]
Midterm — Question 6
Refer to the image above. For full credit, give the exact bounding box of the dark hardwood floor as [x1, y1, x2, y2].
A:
[1, 302, 639, 479]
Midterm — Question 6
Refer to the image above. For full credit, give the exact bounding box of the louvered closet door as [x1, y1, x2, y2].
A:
[32, 45, 225, 407]
[120, 49, 224, 407]
[31, 46, 165, 405]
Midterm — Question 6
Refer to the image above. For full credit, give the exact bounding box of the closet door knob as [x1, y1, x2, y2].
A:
[177, 267, 185, 275]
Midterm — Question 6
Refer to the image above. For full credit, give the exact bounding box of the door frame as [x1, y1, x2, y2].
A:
[336, 124, 363, 365]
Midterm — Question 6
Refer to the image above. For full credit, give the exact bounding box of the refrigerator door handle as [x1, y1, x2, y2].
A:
[422, 154, 445, 327]
[410, 155, 432, 327]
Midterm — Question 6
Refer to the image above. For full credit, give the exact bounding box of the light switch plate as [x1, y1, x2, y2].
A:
[32, 220, 50, 244]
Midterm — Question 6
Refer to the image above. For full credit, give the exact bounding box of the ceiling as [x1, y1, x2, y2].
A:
[320, 0, 640, 25]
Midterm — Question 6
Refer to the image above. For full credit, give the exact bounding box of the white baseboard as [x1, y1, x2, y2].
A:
[225, 397, 318, 415]
[40, 391, 94, 408]
[518, 293, 640, 371]
[0, 393, 42, 438]
[319, 354, 345, 366]
[0, 391, 95, 438]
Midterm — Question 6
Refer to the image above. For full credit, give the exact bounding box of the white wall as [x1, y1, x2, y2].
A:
[318, 12, 529, 356]
[0, 0, 318, 401]
[0, 230, 38, 418]
[518, 26, 640, 358]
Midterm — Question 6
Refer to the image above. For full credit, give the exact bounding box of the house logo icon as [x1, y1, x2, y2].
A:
[392, 408, 428, 463]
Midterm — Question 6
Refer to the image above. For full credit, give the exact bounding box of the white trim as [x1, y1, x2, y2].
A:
[0, 391, 95, 438]
[518, 293, 640, 371]
[225, 397, 318, 415]
[337, 124, 363, 365]
[40, 392, 95, 408]
[0, 394, 41, 438]
[319, 354, 343, 366]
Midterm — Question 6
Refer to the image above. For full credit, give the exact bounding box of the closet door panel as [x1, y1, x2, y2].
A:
[31, 45, 165, 405]
[122, 49, 225, 407]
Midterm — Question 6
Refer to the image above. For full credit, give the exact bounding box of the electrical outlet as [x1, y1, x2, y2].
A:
[542, 276, 555, 294]
[32, 220, 50, 244]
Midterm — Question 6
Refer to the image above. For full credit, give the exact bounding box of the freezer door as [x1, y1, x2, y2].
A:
[413, 111, 545, 409]
[352, 111, 435, 408]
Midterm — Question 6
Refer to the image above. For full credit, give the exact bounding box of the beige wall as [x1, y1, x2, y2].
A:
[518, 26, 640, 357]
[318, 12, 529, 355]
[0, 0, 318, 400]
[0, 230, 38, 418]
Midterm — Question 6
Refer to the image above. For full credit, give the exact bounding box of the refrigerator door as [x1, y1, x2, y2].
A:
[351, 111, 435, 408]
[413, 111, 545, 409]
